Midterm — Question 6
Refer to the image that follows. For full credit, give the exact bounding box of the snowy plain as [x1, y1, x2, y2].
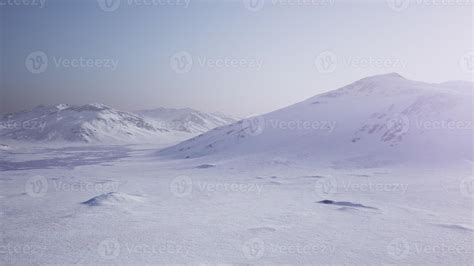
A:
[0, 143, 472, 264]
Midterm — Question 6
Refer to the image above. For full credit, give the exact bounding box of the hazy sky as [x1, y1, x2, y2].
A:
[0, 0, 472, 116]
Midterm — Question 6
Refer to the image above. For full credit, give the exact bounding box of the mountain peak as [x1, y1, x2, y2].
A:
[363, 72, 406, 81]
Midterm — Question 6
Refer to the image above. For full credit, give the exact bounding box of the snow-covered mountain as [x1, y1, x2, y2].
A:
[0, 103, 169, 143]
[161, 73, 473, 166]
[0, 104, 237, 144]
[136, 107, 237, 134]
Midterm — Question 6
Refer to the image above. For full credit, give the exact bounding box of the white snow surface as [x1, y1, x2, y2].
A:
[0, 144, 472, 264]
[0, 74, 472, 264]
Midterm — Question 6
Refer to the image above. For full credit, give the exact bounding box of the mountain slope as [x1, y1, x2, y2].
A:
[0, 104, 168, 143]
[136, 107, 237, 134]
[160, 73, 473, 166]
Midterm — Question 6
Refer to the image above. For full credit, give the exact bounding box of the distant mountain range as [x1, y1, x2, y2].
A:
[0, 104, 236, 143]
[136, 107, 237, 134]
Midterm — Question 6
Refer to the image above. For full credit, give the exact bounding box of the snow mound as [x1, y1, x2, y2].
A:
[0, 144, 10, 150]
[317, 200, 378, 210]
[431, 223, 474, 232]
[81, 192, 144, 207]
[195, 164, 216, 169]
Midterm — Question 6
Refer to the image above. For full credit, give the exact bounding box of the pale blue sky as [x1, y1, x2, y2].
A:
[1, 0, 472, 116]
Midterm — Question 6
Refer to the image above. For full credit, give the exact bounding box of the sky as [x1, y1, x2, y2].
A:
[0, 0, 472, 116]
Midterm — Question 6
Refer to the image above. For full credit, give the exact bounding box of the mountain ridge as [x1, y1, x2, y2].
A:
[0, 104, 236, 144]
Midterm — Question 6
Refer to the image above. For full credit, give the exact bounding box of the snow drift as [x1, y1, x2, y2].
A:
[81, 192, 144, 206]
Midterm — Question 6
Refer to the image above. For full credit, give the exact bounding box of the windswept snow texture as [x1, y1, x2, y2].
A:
[137, 107, 237, 134]
[161, 73, 473, 166]
[0, 143, 472, 264]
